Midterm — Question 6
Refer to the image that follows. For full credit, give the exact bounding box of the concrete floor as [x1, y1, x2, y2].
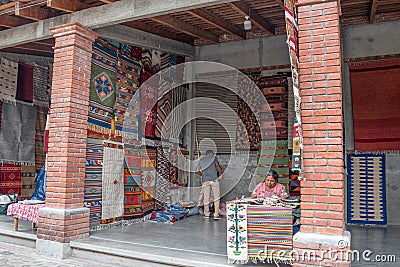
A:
[1, 214, 399, 266]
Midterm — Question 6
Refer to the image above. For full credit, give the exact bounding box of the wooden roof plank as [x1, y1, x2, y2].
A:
[230, 1, 275, 34]
[15, 1, 56, 21]
[123, 20, 195, 45]
[0, 14, 32, 27]
[370, 0, 379, 23]
[188, 8, 246, 39]
[46, 0, 91, 12]
[151, 14, 220, 43]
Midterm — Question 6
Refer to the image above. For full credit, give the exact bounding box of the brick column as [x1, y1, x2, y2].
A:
[36, 22, 98, 259]
[293, 1, 351, 266]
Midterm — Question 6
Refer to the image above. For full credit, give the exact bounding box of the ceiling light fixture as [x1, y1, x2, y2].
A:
[244, 15, 251, 31]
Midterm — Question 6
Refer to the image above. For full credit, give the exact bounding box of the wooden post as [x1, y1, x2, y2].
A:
[14, 218, 18, 231]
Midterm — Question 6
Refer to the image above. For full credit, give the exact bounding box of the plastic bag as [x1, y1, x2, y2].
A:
[0, 193, 18, 215]
[30, 166, 46, 201]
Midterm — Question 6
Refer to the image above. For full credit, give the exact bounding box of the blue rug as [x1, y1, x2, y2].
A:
[347, 154, 386, 225]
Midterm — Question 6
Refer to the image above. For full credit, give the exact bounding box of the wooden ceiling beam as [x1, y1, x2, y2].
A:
[0, 14, 33, 28]
[46, 0, 91, 12]
[151, 15, 220, 43]
[98, 0, 118, 3]
[369, 0, 378, 23]
[123, 21, 194, 45]
[14, 1, 56, 21]
[188, 8, 246, 39]
[230, 1, 275, 34]
[14, 42, 54, 53]
[273, 0, 284, 9]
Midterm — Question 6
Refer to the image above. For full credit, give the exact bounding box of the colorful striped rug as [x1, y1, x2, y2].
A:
[247, 206, 293, 261]
[347, 154, 387, 225]
[85, 138, 104, 224]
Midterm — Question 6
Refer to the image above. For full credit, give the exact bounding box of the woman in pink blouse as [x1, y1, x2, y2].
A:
[251, 170, 289, 199]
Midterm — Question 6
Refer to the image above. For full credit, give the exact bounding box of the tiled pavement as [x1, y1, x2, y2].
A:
[0, 241, 109, 267]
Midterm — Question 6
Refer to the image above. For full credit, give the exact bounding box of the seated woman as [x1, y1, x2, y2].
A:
[251, 170, 289, 199]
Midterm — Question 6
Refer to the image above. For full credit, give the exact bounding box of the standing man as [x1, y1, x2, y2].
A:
[196, 150, 223, 220]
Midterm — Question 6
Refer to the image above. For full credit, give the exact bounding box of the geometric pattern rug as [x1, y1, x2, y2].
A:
[347, 154, 387, 225]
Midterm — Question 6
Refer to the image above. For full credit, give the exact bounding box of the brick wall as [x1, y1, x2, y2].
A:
[294, 0, 349, 266]
[37, 22, 98, 243]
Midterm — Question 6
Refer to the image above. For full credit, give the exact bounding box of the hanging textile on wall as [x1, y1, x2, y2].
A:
[0, 57, 18, 103]
[141, 146, 156, 215]
[347, 154, 387, 225]
[131, 46, 142, 61]
[35, 106, 47, 172]
[350, 59, 400, 151]
[114, 54, 141, 138]
[124, 145, 143, 219]
[102, 141, 124, 220]
[20, 165, 36, 200]
[0, 102, 36, 164]
[0, 101, 2, 130]
[236, 74, 260, 150]
[140, 70, 157, 139]
[85, 138, 104, 224]
[177, 148, 189, 186]
[285, 0, 302, 172]
[258, 76, 289, 141]
[155, 91, 172, 140]
[33, 64, 50, 107]
[16, 61, 34, 103]
[0, 164, 21, 195]
[155, 146, 170, 209]
[88, 42, 117, 137]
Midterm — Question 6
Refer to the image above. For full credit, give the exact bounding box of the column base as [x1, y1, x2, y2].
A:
[36, 239, 72, 259]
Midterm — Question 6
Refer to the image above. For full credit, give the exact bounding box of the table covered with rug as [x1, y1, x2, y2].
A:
[7, 202, 45, 231]
[227, 201, 294, 264]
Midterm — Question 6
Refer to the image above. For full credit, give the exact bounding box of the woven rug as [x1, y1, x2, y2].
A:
[124, 145, 143, 218]
[141, 146, 156, 215]
[16, 61, 34, 103]
[35, 106, 48, 172]
[33, 64, 49, 107]
[155, 146, 170, 209]
[0, 101, 2, 130]
[177, 148, 189, 186]
[350, 59, 400, 151]
[114, 54, 141, 138]
[247, 206, 293, 261]
[85, 138, 104, 224]
[258, 76, 289, 141]
[0, 57, 18, 103]
[140, 70, 157, 139]
[0, 164, 21, 195]
[0, 102, 36, 164]
[141, 49, 153, 72]
[347, 154, 387, 225]
[227, 203, 248, 262]
[88, 42, 117, 137]
[20, 165, 36, 199]
[155, 91, 172, 139]
[102, 141, 124, 220]
[168, 147, 178, 187]
[236, 75, 260, 150]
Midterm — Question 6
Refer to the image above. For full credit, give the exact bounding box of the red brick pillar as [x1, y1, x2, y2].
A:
[293, 1, 350, 266]
[36, 22, 98, 259]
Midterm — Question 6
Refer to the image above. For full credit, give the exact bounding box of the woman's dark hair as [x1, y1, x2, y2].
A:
[267, 170, 279, 181]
